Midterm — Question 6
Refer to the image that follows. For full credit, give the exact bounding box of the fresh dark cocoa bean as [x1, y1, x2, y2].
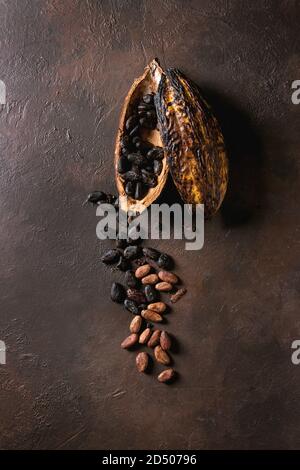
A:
[128, 153, 147, 167]
[125, 181, 136, 197]
[139, 117, 156, 129]
[127, 288, 147, 305]
[101, 249, 120, 264]
[143, 93, 154, 104]
[111, 282, 126, 303]
[153, 160, 163, 175]
[124, 299, 139, 315]
[144, 284, 158, 303]
[129, 124, 139, 137]
[125, 115, 138, 131]
[86, 191, 108, 205]
[123, 171, 141, 182]
[141, 171, 157, 188]
[125, 270, 138, 288]
[115, 237, 128, 249]
[142, 247, 160, 261]
[135, 182, 147, 200]
[124, 245, 141, 260]
[118, 155, 130, 174]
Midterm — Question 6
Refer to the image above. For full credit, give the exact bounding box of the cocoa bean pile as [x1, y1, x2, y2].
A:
[86, 191, 187, 383]
[117, 92, 163, 200]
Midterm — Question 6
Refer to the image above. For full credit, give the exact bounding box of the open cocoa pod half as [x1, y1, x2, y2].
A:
[114, 59, 168, 213]
[115, 59, 228, 217]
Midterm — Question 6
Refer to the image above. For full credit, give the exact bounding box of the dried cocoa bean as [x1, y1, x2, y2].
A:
[139, 327, 152, 344]
[158, 271, 178, 284]
[136, 352, 149, 372]
[141, 309, 163, 323]
[130, 315, 142, 334]
[135, 264, 151, 279]
[155, 281, 173, 291]
[170, 287, 187, 303]
[142, 274, 159, 285]
[160, 331, 172, 351]
[147, 302, 167, 313]
[147, 330, 161, 348]
[121, 333, 139, 349]
[154, 345, 171, 365]
[157, 368, 175, 383]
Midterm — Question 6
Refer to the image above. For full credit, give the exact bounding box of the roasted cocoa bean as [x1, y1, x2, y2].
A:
[158, 270, 178, 284]
[125, 270, 138, 288]
[139, 327, 152, 344]
[157, 368, 175, 383]
[170, 287, 187, 303]
[142, 247, 160, 261]
[157, 253, 173, 269]
[124, 299, 139, 315]
[160, 331, 172, 351]
[135, 264, 151, 279]
[127, 288, 147, 305]
[142, 274, 159, 285]
[124, 245, 141, 260]
[141, 309, 163, 323]
[155, 281, 173, 292]
[101, 249, 120, 264]
[144, 284, 158, 302]
[154, 345, 171, 365]
[121, 333, 138, 349]
[148, 302, 167, 313]
[136, 352, 149, 372]
[130, 315, 142, 334]
[111, 282, 126, 303]
[147, 329, 161, 348]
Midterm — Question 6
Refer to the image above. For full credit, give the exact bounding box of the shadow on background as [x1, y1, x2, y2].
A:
[201, 87, 265, 228]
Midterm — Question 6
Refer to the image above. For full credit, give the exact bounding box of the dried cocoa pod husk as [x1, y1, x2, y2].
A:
[155, 68, 228, 217]
[115, 59, 168, 213]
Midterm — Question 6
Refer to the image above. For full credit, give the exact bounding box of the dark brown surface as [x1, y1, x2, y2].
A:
[0, 0, 300, 450]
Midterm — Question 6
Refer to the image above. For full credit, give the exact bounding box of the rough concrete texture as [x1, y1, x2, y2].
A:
[0, 0, 300, 449]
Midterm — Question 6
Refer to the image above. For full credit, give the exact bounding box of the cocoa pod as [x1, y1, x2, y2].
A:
[127, 288, 147, 305]
[154, 345, 171, 365]
[157, 368, 175, 383]
[136, 352, 149, 372]
[139, 327, 152, 344]
[155, 281, 173, 292]
[158, 271, 178, 284]
[135, 264, 151, 279]
[160, 331, 172, 351]
[141, 274, 159, 285]
[147, 330, 161, 348]
[148, 302, 167, 313]
[129, 315, 142, 334]
[141, 309, 163, 323]
[121, 333, 139, 349]
[170, 287, 187, 303]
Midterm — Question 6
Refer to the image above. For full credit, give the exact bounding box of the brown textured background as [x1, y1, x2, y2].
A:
[0, 0, 300, 450]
